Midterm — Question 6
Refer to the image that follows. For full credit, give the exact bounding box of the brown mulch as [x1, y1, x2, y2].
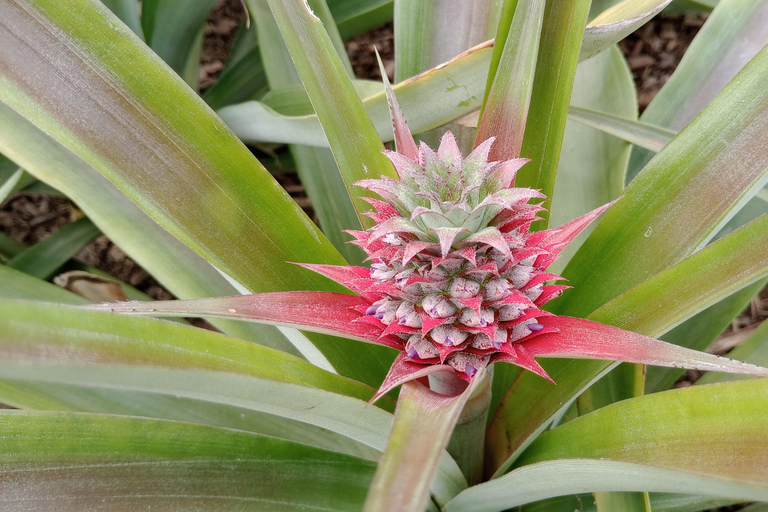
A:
[619, 13, 708, 112]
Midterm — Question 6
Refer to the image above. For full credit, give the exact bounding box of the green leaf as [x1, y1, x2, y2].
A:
[475, 0, 545, 160]
[394, 0, 498, 83]
[100, 0, 143, 38]
[248, 0, 365, 263]
[0, 410, 375, 510]
[0, 102, 301, 357]
[517, 0, 592, 227]
[201, 22, 269, 110]
[556, 45, 768, 318]
[0, 153, 34, 204]
[364, 379, 476, 512]
[447, 459, 768, 512]
[567, 106, 675, 152]
[579, 0, 672, 63]
[329, 0, 394, 40]
[219, 42, 493, 147]
[140, 0, 218, 84]
[697, 316, 768, 385]
[486, 212, 768, 476]
[628, 0, 768, 181]
[548, 46, 635, 273]
[0, 0, 399, 383]
[7, 217, 100, 279]
[645, 278, 767, 393]
[0, 264, 88, 303]
[263, 0, 397, 226]
[0, 298, 385, 404]
[457, 379, 768, 511]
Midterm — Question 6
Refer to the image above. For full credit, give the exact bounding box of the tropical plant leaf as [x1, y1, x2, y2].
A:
[0, 264, 88, 304]
[555, 45, 768, 318]
[140, 0, 218, 86]
[100, 0, 143, 38]
[0, 410, 376, 511]
[487, 212, 768, 475]
[446, 459, 768, 512]
[627, 0, 768, 181]
[263, 0, 396, 226]
[0, 0, 402, 383]
[579, 0, 672, 62]
[475, 0, 545, 161]
[455, 379, 768, 511]
[567, 105, 674, 152]
[698, 317, 768, 385]
[329, 0, 393, 40]
[248, 0, 365, 263]
[6, 217, 100, 279]
[364, 378, 478, 512]
[516, 0, 591, 227]
[0, 101, 303, 357]
[220, 43, 493, 150]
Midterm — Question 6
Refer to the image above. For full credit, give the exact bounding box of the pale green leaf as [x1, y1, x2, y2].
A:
[0, 411, 375, 511]
[567, 105, 674, 152]
[517, 0, 592, 227]
[7, 217, 100, 279]
[579, 0, 672, 62]
[628, 0, 768, 181]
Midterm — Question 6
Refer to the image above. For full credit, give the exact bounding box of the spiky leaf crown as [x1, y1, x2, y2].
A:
[345, 132, 568, 380]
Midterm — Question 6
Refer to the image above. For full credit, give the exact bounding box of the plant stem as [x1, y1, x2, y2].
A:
[429, 368, 493, 484]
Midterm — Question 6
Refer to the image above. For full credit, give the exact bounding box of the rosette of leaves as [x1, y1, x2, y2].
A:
[1, 0, 768, 511]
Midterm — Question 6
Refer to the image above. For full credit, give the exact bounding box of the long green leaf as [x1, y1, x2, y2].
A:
[447, 460, 768, 512]
[486, 212, 768, 475]
[579, 0, 671, 62]
[457, 379, 768, 511]
[0, 411, 375, 510]
[0, 298, 384, 404]
[645, 278, 767, 393]
[7, 217, 100, 279]
[556, 45, 768, 318]
[329, 0, 393, 40]
[698, 318, 768, 385]
[140, 0, 218, 85]
[394, 0, 498, 83]
[517, 0, 591, 227]
[0, 264, 88, 304]
[567, 106, 674, 152]
[248, 0, 364, 263]
[364, 379, 476, 512]
[100, 0, 143, 39]
[475, 0, 545, 160]
[628, 0, 768, 181]
[0, 0, 398, 383]
[0, 361, 465, 502]
[264, 0, 396, 226]
[548, 46, 635, 273]
[0, 102, 301, 357]
[219, 42, 493, 147]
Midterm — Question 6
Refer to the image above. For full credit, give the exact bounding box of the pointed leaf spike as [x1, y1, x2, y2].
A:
[526, 316, 768, 378]
[370, 353, 453, 403]
[375, 48, 419, 161]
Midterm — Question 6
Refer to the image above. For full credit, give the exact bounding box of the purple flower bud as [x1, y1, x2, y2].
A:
[465, 364, 477, 377]
[528, 323, 544, 332]
[444, 337, 453, 347]
[407, 347, 419, 358]
[492, 341, 502, 350]
[365, 304, 379, 316]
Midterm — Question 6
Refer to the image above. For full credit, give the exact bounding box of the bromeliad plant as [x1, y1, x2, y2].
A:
[2, 0, 768, 511]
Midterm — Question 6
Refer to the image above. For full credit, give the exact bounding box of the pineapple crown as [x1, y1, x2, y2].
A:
[339, 131, 566, 384]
